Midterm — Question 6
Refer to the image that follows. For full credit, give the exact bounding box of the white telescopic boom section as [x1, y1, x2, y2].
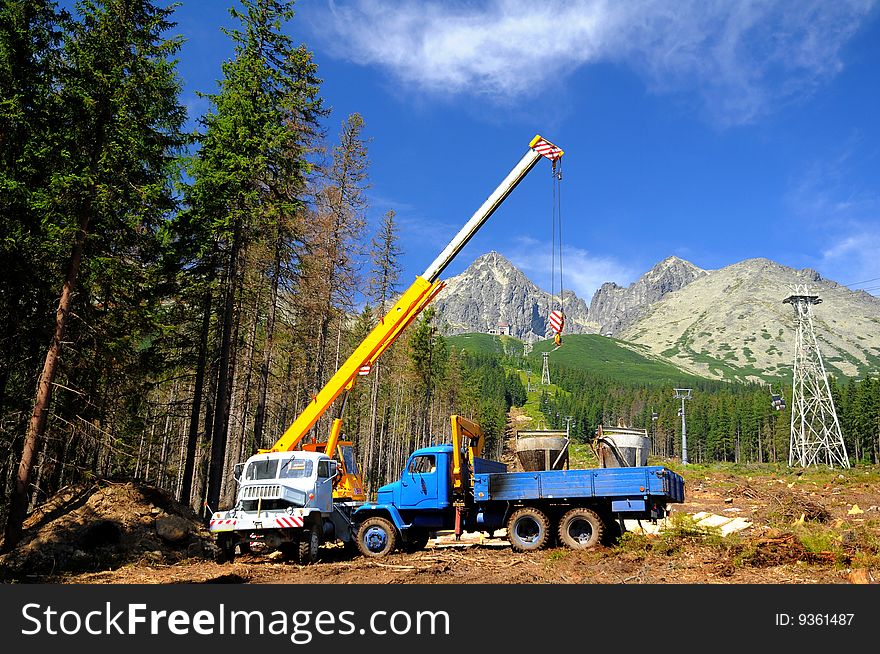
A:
[421, 147, 542, 283]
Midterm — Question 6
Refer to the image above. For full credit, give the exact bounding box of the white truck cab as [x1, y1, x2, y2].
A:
[209, 450, 349, 563]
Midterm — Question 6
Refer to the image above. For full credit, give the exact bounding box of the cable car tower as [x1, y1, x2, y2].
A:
[783, 285, 850, 469]
[541, 351, 551, 386]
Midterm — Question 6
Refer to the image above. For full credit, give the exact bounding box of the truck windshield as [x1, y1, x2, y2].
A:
[279, 457, 313, 479]
[244, 459, 278, 480]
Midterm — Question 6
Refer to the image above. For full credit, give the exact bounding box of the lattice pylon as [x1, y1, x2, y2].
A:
[784, 286, 850, 469]
[541, 352, 551, 386]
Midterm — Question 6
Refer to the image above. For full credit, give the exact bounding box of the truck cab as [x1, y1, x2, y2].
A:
[354, 444, 506, 556]
[209, 450, 345, 562]
[376, 445, 453, 512]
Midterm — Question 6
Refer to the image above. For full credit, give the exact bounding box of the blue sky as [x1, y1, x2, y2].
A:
[168, 0, 880, 299]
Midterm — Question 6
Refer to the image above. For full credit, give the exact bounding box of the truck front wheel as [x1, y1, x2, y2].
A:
[558, 508, 604, 549]
[507, 507, 550, 552]
[298, 525, 321, 564]
[215, 533, 236, 564]
[356, 517, 398, 557]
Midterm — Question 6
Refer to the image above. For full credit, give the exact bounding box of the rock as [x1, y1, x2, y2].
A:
[186, 541, 210, 558]
[144, 550, 164, 563]
[155, 515, 192, 543]
[723, 497, 733, 504]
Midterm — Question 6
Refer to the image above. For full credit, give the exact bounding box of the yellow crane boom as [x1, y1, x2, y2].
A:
[261, 135, 564, 502]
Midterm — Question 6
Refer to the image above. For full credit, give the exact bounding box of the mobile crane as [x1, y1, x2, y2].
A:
[209, 135, 565, 563]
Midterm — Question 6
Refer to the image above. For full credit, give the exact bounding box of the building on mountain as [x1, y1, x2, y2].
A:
[488, 322, 512, 336]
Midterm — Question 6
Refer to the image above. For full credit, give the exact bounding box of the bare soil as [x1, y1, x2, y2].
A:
[0, 479, 215, 581]
[2, 465, 878, 585]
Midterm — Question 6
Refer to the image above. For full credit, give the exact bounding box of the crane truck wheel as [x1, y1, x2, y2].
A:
[507, 507, 551, 552]
[558, 508, 604, 549]
[214, 534, 236, 564]
[356, 516, 398, 557]
[298, 525, 321, 564]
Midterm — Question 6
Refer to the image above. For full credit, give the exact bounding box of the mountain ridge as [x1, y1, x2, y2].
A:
[431, 251, 880, 382]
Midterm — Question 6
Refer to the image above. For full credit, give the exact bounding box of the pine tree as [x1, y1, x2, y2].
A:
[308, 112, 370, 397]
[363, 209, 401, 491]
[0, 0, 69, 530]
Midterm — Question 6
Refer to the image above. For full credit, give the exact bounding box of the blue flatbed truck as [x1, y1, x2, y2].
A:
[351, 444, 686, 557]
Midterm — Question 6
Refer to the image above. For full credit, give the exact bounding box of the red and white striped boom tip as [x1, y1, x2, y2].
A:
[549, 310, 565, 334]
[530, 135, 564, 161]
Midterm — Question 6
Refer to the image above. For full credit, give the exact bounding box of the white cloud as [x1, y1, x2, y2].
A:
[310, 0, 875, 125]
[506, 236, 638, 299]
[784, 140, 880, 291]
[820, 228, 880, 293]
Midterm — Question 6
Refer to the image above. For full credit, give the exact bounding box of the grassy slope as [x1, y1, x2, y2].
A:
[446, 333, 524, 357]
[449, 333, 701, 385]
[449, 332, 705, 431]
[529, 334, 705, 385]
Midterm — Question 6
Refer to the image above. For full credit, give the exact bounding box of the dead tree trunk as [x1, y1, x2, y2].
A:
[180, 289, 212, 506]
[206, 226, 242, 516]
[3, 212, 89, 551]
[253, 244, 282, 447]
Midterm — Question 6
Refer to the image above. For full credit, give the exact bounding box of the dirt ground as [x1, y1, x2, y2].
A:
[3, 463, 877, 585]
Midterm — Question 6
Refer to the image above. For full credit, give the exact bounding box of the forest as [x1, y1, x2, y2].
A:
[1, 0, 878, 553]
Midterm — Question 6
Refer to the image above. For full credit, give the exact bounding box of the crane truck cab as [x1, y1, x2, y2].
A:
[352, 443, 507, 557]
[209, 450, 359, 564]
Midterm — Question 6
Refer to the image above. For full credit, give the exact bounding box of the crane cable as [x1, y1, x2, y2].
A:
[550, 159, 564, 346]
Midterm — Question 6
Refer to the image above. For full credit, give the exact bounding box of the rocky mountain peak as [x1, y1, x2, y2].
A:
[621, 257, 880, 382]
[589, 256, 706, 335]
[432, 252, 594, 342]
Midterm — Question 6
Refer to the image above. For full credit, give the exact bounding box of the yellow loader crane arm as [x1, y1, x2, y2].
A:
[262, 135, 563, 502]
[450, 415, 484, 499]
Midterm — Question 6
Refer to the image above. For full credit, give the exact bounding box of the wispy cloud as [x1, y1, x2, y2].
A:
[820, 228, 880, 291]
[506, 236, 638, 298]
[309, 0, 875, 125]
[784, 141, 880, 290]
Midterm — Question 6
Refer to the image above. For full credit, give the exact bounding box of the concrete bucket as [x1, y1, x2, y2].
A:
[515, 430, 569, 471]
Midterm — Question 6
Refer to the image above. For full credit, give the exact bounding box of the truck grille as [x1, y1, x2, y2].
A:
[241, 484, 281, 499]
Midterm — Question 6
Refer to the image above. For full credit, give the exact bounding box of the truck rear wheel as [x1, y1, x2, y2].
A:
[298, 525, 321, 564]
[558, 508, 604, 549]
[356, 517, 398, 557]
[507, 507, 551, 552]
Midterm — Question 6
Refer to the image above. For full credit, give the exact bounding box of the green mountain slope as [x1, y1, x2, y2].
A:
[448, 333, 705, 385]
[446, 333, 524, 357]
